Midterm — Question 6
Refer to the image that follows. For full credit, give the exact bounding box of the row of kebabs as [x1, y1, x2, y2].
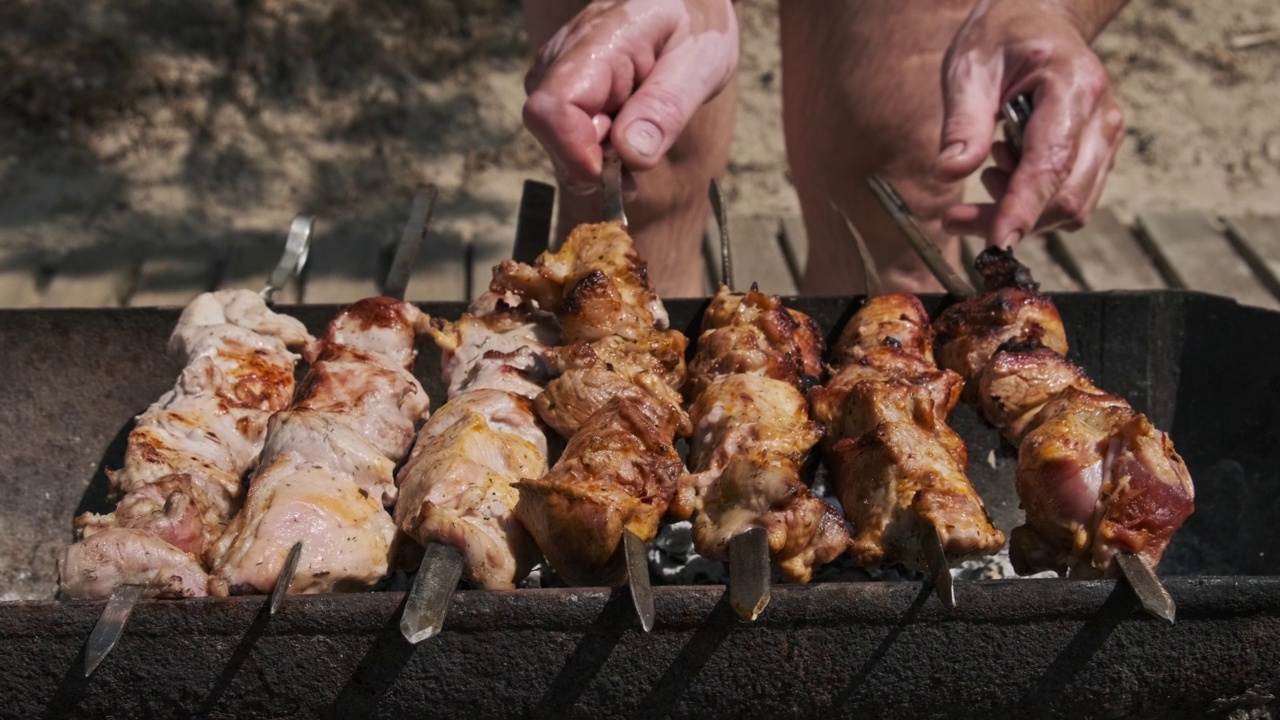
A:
[57, 221, 1195, 601]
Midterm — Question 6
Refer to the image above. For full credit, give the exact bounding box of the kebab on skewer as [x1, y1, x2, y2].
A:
[672, 285, 851, 612]
[57, 289, 313, 601]
[807, 219, 1005, 603]
[492, 220, 691, 598]
[394, 288, 558, 593]
[934, 248, 1195, 584]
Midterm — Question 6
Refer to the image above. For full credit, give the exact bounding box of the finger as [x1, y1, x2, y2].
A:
[612, 44, 732, 171]
[1022, 96, 1122, 233]
[935, 53, 1002, 182]
[989, 67, 1104, 246]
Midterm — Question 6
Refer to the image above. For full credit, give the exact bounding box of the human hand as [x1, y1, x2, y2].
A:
[932, 0, 1126, 248]
[523, 0, 739, 194]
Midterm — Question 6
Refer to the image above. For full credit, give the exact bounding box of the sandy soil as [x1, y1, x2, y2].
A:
[1, 0, 1277, 257]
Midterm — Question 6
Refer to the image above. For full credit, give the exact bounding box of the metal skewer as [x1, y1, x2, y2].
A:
[602, 144, 628, 229]
[708, 179, 734, 289]
[866, 175, 975, 298]
[709, 180, 774, 621]
[834, 202, 955, 609]
[267, 541, 303, 616]
[994, 94, 1177, 624]
[82, 216, 316, 678]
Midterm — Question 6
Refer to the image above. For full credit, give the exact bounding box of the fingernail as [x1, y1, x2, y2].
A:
[939, 142, 966, 164]
[625, 120, 662, 157]
[999, 231, 1022, 248]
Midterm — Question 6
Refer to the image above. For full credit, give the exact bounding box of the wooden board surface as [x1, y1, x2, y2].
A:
[41, 245, 137, 308]
[1136, 210, 1278, 309]
[128, 245, 222, 307]
[1223, 214, 1280, 303]
[301, 237, 384, 304]
[725, 216, 797, 296]
[405, 231, 468, 303]
[1049, 207, 1166, 291]
[0, 248, 45, 308]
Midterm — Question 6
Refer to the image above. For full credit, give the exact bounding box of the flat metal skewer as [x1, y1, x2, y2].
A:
[866, 175, 975, 298]
[386, 183, 474, 646]
[268, 541, 303, 616]
[708, 179, 734, 289]
[83, 583, 144, 677]
[1115, 553, 1176, 624]
[82, 217, 316, 678]
[834, 202, 955, 608]
[623, 529, 656, 632]
[602, 144, 628, 228]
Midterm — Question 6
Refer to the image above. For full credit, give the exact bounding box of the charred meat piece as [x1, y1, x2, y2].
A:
[944, 247, 1195, 578]
[207, 297, 431, 596]
[933, 250, 1068, 396]
[58, 290, 310, 599]
[676, 286, 848, 583]
[394, 290, 557, 590]
[810, 293, 1005, 570]
[511, 222, 690, 585]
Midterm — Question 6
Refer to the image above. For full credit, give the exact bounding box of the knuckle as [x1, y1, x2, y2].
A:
[1103, 106, 1125, 138]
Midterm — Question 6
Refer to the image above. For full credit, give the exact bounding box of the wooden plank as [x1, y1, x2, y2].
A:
[1136, 210, 1279, 310]
[1048, 208, 1165, 291]
[778, 215, 808, 285]
[127, 245, 222, 307]
[468, 235, 514, 301]
[301, 237, 384, 304]
[404, 230, 468, 303]
[1222, 214, 1280, 304]
[725, 216, 797, 296]
[0, 248, 45, 308]
[218, 240, 301, 302]
[42, 244, 138, 308]
[1015, 235, 1082, 292]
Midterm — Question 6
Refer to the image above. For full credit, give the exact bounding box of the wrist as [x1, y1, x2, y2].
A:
[1041, 0, 1128, 41]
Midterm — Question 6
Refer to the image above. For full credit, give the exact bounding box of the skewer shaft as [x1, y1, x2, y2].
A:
[602, 144, 627, 228]
[728, 528, 771, 621]
[401, 543, 467, 643]
[623, 529, 655, 632]
[1115, 552, 1176, 624]
[83, 583, 144, 677]
[922, 525, 955, 609]
[708, 179, 734, 290]
[384, 184, 439, 301]
[261, 216, 313, 304]
[867, 176, 976, 298]
[268, 541, 303, 616]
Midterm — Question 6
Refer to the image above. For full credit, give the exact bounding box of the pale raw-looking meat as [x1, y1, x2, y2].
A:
[59, 290, 310, 599]
[208, 297, 430, 596]
[395, 290, 558, 590]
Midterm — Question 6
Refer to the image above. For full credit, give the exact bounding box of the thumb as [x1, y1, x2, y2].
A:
[612, 52, 722, 171]
[934, 62, 1002, 182]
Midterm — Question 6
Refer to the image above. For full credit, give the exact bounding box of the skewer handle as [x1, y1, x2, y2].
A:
[260, 216, 313, 304]
[728, 528, 771, 621]
[400, 542, 466, 644]
[623, 530, 655, 632]
[708, 179, 734, 291]
[84, 583, 144, 677]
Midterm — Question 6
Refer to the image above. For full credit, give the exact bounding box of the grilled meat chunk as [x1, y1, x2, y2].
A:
[510, 222, 690, 585]
[208, 297, 431, 596]
[516, 394, 686, 586]
[395, 291, 556, 590]
[944, 247, 1195, 578]
[811, 293, 1005, 570]
[58, 290, 310, 599]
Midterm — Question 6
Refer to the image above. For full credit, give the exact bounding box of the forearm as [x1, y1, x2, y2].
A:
[1052, 0, 1130, 40]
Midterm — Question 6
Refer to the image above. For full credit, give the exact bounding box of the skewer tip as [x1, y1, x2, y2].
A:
[268, 541, 303, 616]
[83, 583, 144, 678]
[923, 526, 956, 610]
[622, 530, 655, 632]
[400, 542, 466, 645]
[1115, 552, 1176, 625]
[729, 527, 772, 622]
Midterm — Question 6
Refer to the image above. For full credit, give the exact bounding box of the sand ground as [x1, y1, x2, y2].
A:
[1, 0, 1277, 257]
